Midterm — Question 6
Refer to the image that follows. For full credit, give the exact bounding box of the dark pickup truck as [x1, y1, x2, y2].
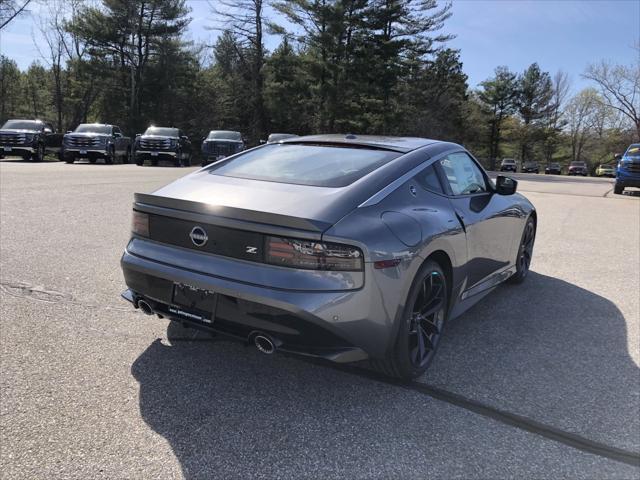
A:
[0, 119, 63, 161]
[62, 123, 131, 164]
[201, 130, 245, 166]
[134, 126, 192, 167]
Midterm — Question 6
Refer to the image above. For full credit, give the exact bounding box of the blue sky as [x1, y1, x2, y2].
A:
[1, 0, 637, 92]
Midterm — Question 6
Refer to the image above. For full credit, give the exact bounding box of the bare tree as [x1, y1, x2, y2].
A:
[209, 0, 267, 141]
[0, 0, 31, 30]
[565, 88, 614, 162]
[584, 59, 640, 140]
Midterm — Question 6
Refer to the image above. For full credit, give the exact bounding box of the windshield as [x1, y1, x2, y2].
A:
[144, 127, 179, 137]
[625, 145, 640, 159]
[208, 144, 401, 187]
[207, 131, 242, 141]
[74, 124, 112, 135]
[502, 159, 515, 164]
[2, 120, 42, 131]
[571, 162, 586, 167]
[524, 162, 537, 167]
[549, 163, 560, 168]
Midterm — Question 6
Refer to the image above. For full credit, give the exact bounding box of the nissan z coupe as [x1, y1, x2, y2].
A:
[120, 135, 536, 379]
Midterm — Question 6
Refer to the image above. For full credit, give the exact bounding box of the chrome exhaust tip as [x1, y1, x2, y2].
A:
[137, 299, 154, 316]
[253, 334, 276, 355]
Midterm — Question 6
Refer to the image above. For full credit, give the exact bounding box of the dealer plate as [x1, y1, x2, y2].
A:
[3, 147, 11, 152]
[171, 283, 216, 324]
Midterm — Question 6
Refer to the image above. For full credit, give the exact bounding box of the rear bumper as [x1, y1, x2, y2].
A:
[120, 240, 405, 362]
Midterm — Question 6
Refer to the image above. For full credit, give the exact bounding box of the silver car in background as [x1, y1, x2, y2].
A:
[121, 135, 536, 378]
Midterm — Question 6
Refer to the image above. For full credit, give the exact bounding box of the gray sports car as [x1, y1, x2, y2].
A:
[120, 135, 536, 379]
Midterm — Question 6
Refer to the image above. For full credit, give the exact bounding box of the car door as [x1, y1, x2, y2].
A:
[435, 151, 520, 290]
[113, 126, 124, 154]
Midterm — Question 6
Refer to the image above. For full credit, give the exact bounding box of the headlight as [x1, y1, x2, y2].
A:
[265, 236, 363, 271]
[24, 133, 35, 143]
[170, 139, 177, 148]
[131, 211, 149, 237]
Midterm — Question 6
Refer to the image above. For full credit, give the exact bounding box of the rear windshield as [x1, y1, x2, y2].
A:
[144, 127, 179, 137]
[207, 131, 241, 141]
[268, 133, 297, 142]
[571, 161, 586, 167]
[74, 124, 111, 134]
[208, 144, 401, 187]
[2, 120, 42, 131]
[502, 159, 515, 164]
[524, 162, 537, 167]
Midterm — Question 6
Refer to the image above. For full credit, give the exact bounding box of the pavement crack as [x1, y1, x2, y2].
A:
[294, 356, 640, 468]
[0, 279, 132, 313]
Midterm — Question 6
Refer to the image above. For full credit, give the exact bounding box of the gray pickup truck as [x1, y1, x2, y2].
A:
[0, 119, 63, 161]
[62, 123, 131, 164]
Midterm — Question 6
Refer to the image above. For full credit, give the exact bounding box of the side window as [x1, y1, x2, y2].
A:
[415, 164, 444, 194]
[113, 126, 121, 136]
[439, 152, 488, 196]
[44, 123, 53, 133]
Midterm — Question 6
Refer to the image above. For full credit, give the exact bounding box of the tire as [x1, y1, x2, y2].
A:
[33, 143, 45, 162]
[104, 146, 115, 165]
[65, 156, 75, 164]
[182, 154, 191, 167]
[614, 183, 624, 195]
[508, 217, 536, 285]
[89, 158, 97, 164]
[123, 148, 131, 164]
[136, 158, 144, 166]
[174, 154, 181, 167]
[371, 260, 449, 379]
[151, 158, 158, 166]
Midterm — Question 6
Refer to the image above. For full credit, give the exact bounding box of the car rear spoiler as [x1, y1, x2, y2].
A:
[134, 193, 332, 234]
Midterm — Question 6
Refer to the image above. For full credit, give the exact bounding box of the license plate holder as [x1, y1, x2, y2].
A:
[170, 283, 217, 324]
[3, 147, 11, 152]
[79, 149, 87, 155]
[150, 151, 159, 156]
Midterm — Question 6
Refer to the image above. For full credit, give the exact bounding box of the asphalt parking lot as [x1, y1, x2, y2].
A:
[1, 159, 639, 479]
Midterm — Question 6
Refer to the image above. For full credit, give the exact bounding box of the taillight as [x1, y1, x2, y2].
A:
[265, 236, 363, 271]
[132, 211, 149, 237]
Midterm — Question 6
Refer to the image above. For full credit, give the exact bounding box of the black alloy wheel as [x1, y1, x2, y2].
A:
[407, 270, 447, 369]
[508, 217, 536, 284]
[372, 260, 448, 379]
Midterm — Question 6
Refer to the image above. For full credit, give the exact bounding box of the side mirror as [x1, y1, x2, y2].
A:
[614, 153, 622, 161]
[114, 132, 122, 138]
[260, 139, 266, 144]
[496, 175, 517, 195]
[181, 136, 189, 141]
[135, 133, 141, 137]
[66, 130, 72, 134]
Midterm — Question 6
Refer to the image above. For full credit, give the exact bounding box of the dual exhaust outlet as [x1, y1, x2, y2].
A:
[134, 297, 278, 355]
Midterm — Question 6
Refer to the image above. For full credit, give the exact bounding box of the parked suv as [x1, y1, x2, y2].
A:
[63, 123, 131, 164]
[201, 130, 244, 166]
[545, 162, 562, 175]
[614, 144, 640, 194]
[521, 161, 539, 174]
[0, 119, 63, 161]
[500, 158, 517, 172]
[568, 161, 588, 176]
[134, 126, 191, 167]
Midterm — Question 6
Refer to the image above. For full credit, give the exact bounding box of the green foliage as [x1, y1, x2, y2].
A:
[1, 0, 635, 163]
